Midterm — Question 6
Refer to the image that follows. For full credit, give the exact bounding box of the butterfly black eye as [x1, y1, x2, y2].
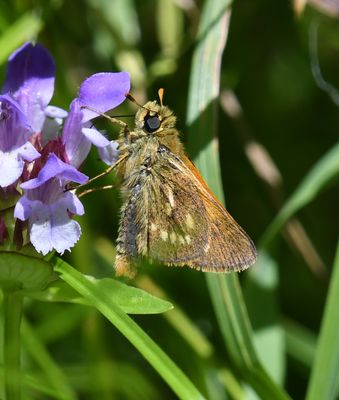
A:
[144, 114, 161, 133]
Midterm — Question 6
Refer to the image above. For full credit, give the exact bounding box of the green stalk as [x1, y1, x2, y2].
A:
[186, 0, 291, 398]
[306, 240, 339, 400]
[3, 289, 23, 400]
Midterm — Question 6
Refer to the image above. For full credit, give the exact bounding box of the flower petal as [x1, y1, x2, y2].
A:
[65, 192, 85, 216]
[0, 95, 32, 150]
[44, 105, 68, 119]
[17, 142, 40, 162]
[82, 127, 110, 147]
[21, 153, 88, 189]
[62, 99, 91, 168]
[98, 140, 119, 165]
[29, 202, 82, 255]
[41, 117, 62, 144]
[40, 105, 68, 144]
[0, 150, 24, 187]
[3, 42, 56, 131]
[14, 195, 37, 220]
[78, 72, 130, 122]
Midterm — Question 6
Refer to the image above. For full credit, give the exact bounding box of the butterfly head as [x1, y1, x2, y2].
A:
[135, 101, 176, 135]
[126, 90, 183, 153]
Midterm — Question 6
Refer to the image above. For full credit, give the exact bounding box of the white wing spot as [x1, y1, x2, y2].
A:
[178, 235, 185, 245]
[160, 230, 168, 241]
[186, 214, 194, 230]
[185, 235, 191, 245]
[170, 232, 176, 243]
[167, 189, 175, 207]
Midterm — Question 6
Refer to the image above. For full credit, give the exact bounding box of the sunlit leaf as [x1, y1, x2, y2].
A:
[26, 275, 173, 315]
[0, 251, 53, 291]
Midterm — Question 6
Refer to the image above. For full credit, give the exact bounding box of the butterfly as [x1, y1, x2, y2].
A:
[110, 90, 256, 277]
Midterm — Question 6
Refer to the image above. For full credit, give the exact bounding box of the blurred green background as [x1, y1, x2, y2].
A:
[0, 0, 338, 399]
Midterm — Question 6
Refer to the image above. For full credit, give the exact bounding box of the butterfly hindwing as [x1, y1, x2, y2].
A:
[143, 158, 210, 264]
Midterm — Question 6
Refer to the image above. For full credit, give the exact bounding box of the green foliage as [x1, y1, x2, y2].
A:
[0, 0, 338, 399]
[53, 257, 205, 400]
[306, 240, 339, 400]
[26, 275, 173, 314]
[0, 252, 53, 291]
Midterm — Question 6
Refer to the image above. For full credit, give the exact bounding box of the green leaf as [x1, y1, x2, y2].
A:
[306, 240, 339, 400]
[53, 257, 206, 400]
[186, 0, 255, 374]
[260, 141, 339, 248]
[26, 276, 173, 314]
[186, 0, 290, 398]
[0, 251, 53, 291]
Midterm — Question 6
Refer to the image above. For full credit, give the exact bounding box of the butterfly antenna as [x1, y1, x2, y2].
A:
[81, 105, 128, 128]
[125, 92, 161, 113]
[125, 93, 145, 108]
[158, 88, 164, 106]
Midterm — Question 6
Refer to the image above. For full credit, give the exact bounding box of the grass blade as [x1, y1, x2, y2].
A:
[206, 273, 257, 367]
[186, 0, 256, 372]
[186, 0, 290, 398]
[53, 257, 206, 400]
[260, 142, 339, 248]
[22, 319, 77, 400]
[244, 252, 285, 384]
[306, 240, 339, 400]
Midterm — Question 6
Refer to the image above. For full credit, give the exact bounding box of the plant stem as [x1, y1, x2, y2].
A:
[3, 289, 23, 400]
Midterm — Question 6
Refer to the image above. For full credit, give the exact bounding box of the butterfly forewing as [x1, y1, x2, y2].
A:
[143, 149, 256, 271]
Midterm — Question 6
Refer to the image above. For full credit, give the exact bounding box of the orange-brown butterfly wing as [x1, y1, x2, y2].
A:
[181, 155, 257, 271]
[144, 151, 256, 271]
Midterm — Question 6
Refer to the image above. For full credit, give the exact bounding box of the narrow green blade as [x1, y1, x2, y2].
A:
[260, 142, 339, 248]
[306, 240, 339, 400]
[53, 257, 205, 400]
[186, 0, 290, 398]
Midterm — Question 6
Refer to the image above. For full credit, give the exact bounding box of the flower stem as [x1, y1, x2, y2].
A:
[3, 288, 23, 400]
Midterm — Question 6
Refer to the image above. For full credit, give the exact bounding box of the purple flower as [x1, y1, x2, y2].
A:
[0, 42, 130, 256]
[0, 42, 66, 188]
[0, 95, 40, 187]
[78, 72, 130, 123]
[14, 154, 88, 255]
[3, 42, 58, 132]
[63, 72, 130, 167]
